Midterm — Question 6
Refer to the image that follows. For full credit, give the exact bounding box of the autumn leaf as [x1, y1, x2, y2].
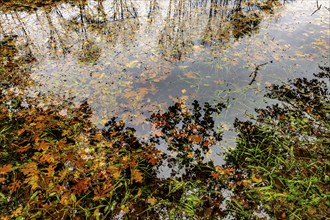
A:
[214, 79, 225, 85]
[137, 188, 142, 197]
[189, 134, 202, 143]
[9, 180, 22, 192]
[93, 208, 100, 218]
[295, 52, 305, 57]
[305, 106, 313, 113]
[16, 145, 31, 153]
[11, 206, 22, 217]
[183, 71, 198, 79]
[0, 164, 12, 175]
[121, 206, 129, 213]
[60, 194, 70, 206]
[17, 128, 25, 136]
[237, 179, 252, 187]
[36, 141, 50, 151]
[251, 173, 263, 183]
[211, 171, 219, 180]
[108, 165, 121, 179]
[126, 60, 140, 69]
[147, 196, 157, 205]
[72, 179, 91, 195]
[312, 40, 325, 46]
[131, 169, 143, 183]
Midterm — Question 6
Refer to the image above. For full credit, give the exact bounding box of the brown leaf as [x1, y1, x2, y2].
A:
[16, 145, 31, 153]
[189, 135, 202, 143]
[0, 164, 13, 175]
[305, 106, 313, 113]
[9, 180, 22, 192]
[36, 141, 50, 151]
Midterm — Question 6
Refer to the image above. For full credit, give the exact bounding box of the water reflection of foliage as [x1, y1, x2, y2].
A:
[0, 0, 284, 62]
[158, 0, 281, 61]
[225, 66, 330, 219]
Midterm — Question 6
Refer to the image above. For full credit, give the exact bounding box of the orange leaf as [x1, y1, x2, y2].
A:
[21, 162, 38, 176]
[189, 135, 202, 143]
[36, 141, 50, 151]
[305, 106, 313, 113]
[17, 128, 25, 136]
[131, 169, 143, 183]
[16, 145, 31, 153]
[211, 171, 219, 180]
[72, 179, 91, 195]
[9, 180, 22, 192]
[0, 164, 12, 175]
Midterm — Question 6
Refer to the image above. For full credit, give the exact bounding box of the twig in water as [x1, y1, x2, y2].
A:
[311, 0, 322, 16]
[249, 62, 269, 85]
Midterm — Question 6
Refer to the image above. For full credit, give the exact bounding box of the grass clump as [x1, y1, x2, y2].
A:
[225, 66, 330, 219]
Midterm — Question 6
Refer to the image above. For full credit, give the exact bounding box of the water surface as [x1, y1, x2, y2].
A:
[1, 0, 329, 163]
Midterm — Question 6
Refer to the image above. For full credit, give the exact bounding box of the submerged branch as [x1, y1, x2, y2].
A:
[248, 61, 269, 85]
[311, 0, 322, 16]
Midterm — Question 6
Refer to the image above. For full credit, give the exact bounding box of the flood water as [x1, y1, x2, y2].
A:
[1, 0, 329, 163]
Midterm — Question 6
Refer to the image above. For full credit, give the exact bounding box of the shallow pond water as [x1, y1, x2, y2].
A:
[1, 0, 329, 164]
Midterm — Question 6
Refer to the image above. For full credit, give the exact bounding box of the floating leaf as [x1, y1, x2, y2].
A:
[312, 41, 325, 45]
[183, 71, 198, 79]
[295, 52, 305, 57]
[214, 79, 225, 85]
[125, 60, 140, 69]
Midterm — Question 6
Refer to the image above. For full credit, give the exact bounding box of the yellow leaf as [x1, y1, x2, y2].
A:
[0, 215, 10, 220]
[11, 206, 22, 217]
[121, 206, 129, 213]
[60, 194, 70, 206]
[251, 173, 263, 183]
[126, 60, 140, 69]
[137, 188, 142, 197]
[93, 208, 100, 218]
[312, 40, 325, 45]
[131, 169, 143, 183]
[295, 52, 305, 57]
[147, 196, 157, 205]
